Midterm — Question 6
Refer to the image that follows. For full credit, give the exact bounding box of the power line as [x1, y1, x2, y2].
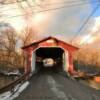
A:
[80, 28, 100, 46]
[70, 3, 100, 44]
[0, 1, 26, 9]
[35, 0, 99, 5]
[0, 1, 100, 19]
[0, 0, 93, 6]
[80, 35, 98, 46]
[20, 0, 100, 21]
[0, 0, 99, 12]
[0, 0, 25, 5]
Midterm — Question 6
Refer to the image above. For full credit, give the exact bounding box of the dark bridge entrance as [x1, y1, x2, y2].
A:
[35, 47, 65, 73]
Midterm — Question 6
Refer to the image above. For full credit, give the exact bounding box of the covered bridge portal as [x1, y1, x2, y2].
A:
[22, 36, 78, 76]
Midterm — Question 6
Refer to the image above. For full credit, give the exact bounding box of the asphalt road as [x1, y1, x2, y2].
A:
[15, 71, 100, 100]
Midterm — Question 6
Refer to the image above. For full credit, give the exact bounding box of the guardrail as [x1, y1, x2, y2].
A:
[73, 72, 100, 80]
[0, 72, 29, 94]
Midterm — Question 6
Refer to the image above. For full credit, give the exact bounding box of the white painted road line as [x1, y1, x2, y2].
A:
[48, 75, 71, 100]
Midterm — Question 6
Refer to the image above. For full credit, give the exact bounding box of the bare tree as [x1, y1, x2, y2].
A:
[20, 25, 34, 47]
[74, 47, 100, 67]
[0, 22, 20, 67]
[0, 23, 17, 51]
[18, 25, 35, 67]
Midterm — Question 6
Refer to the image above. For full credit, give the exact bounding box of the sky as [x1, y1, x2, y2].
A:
[91, 0, 100, 17]
[0, 0, 100, 48]
[93, 7, 100, 17]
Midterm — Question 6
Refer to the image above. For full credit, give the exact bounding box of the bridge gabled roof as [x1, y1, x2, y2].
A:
[22, 36, 79, 50]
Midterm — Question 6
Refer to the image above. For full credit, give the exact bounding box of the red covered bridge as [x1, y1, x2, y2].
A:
[22, 36, 78, 76]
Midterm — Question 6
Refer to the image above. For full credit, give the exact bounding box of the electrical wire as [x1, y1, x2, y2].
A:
[0, 0, 25, 5]
[69, 3, 100, 44]
[0, 1, 100, 19]
[0, 0, 99, 47]
[34, 0, 99, 6]
[0, 0, 98, 6]
[0, 0, 99, 12]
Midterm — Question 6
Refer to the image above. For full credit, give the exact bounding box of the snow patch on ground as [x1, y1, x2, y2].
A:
[0, 81, 29, 100]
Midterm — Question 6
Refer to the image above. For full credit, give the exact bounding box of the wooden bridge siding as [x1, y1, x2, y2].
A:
[24, 46, 38, 75]
[58, 41, 77, 73]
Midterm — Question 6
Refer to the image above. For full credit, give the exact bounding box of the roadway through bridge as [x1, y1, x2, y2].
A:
[14, 71, 100, 100]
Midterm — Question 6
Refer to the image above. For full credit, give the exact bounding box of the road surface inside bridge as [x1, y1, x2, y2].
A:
[15, 72, 100, 100]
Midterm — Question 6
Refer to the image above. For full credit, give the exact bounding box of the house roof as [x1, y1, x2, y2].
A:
[22, 36, 79, 50]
